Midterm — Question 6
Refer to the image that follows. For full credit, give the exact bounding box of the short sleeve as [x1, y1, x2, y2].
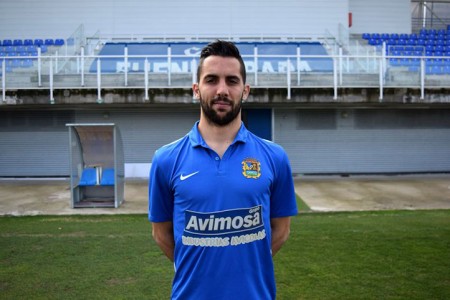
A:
[148, 150, 174, 222]
[270, 151, 298, 218]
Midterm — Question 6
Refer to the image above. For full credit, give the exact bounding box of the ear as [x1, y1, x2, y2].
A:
[242, 84, 250, 101]
[192, 83, 200, 99]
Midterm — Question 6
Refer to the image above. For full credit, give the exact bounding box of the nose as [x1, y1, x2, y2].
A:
[216, 79, 229, 98]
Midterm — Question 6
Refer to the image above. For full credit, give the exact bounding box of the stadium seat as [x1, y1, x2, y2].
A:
[2, 39, 12, 46]
[444, 65, 450, 74]
[39, 45, 48, 53]
[381, 33, 390, 40]
[371, 33, 381, 39]
[34, 39, 43, 46]
[23, 39, 33, 46]
[390, 33, 399, 40]
[21, 59, 33, 68]
[362, 33, 370, 40]
[369, 39, 380, 46]
[416, 39, 425, 46]
[44, 39, 54, 46]
[79, 168, 98, 186]
[9, 59, 21, 68]
[100, 168, 115, 185]
[54, 39, 65, 46]
[425, 45, 434, 52]
[13, 39, 23, 46]
[386, 39, 397, 45]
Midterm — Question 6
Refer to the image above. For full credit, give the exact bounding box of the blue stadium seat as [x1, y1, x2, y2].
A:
[371, 33, 381, 39]
[409, 66, 420, 72]
[362, 33, 370, 40]
[21, 59, 33, 68]
[416, 39, 425, 46]
[23, 39, 33, 46]
[54, 39, 65, 46]
[79, 168, 98, 186]
[425, 45, 434, 52]
[369, 38, 381, 46]
[386, 39, 397, 45]
[39, 45, 48, 53]
[381, 33, 390, 40]
[428, 65, 443, 75]
[16, 46, 26, 53]
[3, 39, 12, 46]
[34, 39, 43, 46]
[9, 59, 21, 68]
[390, 33, 399, 40]
[389, 58, 400, 66]
[13, 39, 23, 46]
[100, 168, 115, 185]
[44, 39, 54, 46]
[399, 33, 408, 40]
[444, 65, 450, 74]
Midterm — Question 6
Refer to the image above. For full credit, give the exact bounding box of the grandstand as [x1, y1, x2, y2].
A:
[0, 0, 449, 178]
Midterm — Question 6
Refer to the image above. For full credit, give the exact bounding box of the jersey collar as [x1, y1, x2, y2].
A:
[189, 121, 249, 148]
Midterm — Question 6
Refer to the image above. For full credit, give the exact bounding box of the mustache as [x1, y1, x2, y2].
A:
[211, 96, 233, 104]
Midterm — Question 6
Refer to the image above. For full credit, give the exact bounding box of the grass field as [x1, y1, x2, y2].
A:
[1, 209, 449, 299]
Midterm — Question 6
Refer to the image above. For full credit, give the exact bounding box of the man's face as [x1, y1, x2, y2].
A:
[193, 56, 250, 126]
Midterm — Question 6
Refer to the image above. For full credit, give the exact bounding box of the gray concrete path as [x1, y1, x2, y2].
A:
[295, 175, 450, 212]
[0, 175, 449, 216]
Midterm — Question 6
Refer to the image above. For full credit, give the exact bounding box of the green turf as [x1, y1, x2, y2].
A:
[1, 210, 449, 299]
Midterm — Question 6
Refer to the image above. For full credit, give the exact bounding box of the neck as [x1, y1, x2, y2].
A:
[198, 114, 241, 157]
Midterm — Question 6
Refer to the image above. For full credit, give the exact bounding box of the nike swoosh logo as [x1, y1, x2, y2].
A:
[180, 171, 199, 181]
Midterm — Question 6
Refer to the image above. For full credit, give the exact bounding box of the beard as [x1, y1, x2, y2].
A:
[200, 94, 242, 126]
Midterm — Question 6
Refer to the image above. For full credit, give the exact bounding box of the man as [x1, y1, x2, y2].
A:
[149, 40, 298, 299]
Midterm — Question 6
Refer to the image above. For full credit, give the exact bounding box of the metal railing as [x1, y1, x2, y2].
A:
[1, 48, 449, 104]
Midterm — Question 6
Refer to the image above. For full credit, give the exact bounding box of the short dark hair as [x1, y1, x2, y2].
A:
[197, 40, 246, 84]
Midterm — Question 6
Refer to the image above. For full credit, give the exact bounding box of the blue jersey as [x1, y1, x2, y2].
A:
[149, 122, 298, 299]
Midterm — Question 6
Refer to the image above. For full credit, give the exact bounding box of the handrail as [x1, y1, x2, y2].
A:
[1, 51, 449, 103]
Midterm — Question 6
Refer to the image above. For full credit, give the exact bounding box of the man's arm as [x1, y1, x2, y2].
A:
[270, 217, 292, 256]
[152, 221, 175, 262]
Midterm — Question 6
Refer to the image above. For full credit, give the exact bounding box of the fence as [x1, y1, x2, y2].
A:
[1, 47, 449, 103]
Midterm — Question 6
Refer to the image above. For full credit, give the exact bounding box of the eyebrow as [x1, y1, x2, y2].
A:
[203, 74, 242, 82]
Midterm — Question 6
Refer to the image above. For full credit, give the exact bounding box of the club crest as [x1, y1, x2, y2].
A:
[242, 158, 261, 179]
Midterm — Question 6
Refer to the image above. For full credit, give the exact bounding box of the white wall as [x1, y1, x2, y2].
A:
[349, 0, 411, 34]
[0, 0, 347, 40]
